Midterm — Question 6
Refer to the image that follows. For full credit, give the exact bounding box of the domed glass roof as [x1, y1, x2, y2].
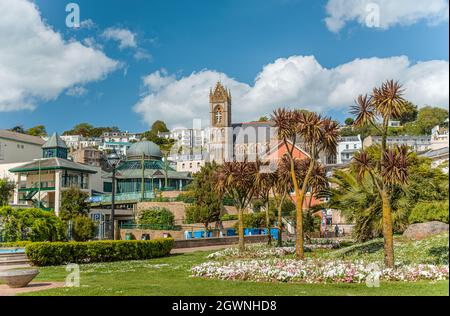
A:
[127, 141, 162, 160]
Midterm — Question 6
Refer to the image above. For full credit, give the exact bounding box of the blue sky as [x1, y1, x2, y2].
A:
[0, 0, 448, 134]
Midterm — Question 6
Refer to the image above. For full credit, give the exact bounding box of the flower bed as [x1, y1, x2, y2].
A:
[192, 259, 449, 284]
[207, 243, 340, 260]
[207, 245, 298, 260]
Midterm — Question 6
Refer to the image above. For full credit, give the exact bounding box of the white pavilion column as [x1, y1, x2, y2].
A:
[54, 170, 62, 217]
[13, 173, 20, 205]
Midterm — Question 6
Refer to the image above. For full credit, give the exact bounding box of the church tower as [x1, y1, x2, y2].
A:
[209, 82, 232, 163]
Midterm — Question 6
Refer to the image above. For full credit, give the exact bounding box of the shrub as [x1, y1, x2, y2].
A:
[72, 216, 97, 242]
[25, 239, 174, 266]
[234, 212, 274, 229]
[0, 241, 32, 248]
[221, 214, 238, 221]
[0, 207, 67, 242]
[409, 200, 449, 224]
[138, 208, 175, 227]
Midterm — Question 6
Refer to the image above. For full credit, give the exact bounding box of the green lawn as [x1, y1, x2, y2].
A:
[20, 250, 449, 296]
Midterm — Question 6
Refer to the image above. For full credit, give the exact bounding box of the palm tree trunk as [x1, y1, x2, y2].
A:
[277, 201, 283, 247]
[265, 201, 272, 245]
[380, 120, 394, 268]
[238, 208, 245, 252]
[295, 160, 315, 259]
[290, 164, 304, 259]
[381, 189, 395, 268]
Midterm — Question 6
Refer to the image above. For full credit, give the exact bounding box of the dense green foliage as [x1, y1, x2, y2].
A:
[0, 241, 32, 248]
[138, 207, 175, 227]
[63, 123, 120, 138]
[0, 179, 15, 206]
[409, 201, 449, 224]
[27, 125, 47, 137]
[326, 148, 449, 241]
[25, 239, 174, 266]
[60, 187, 90, 220]
[72, 216, 97, 241]
[341, 105, 448, 137]
[0, 207, 66, 242]
[9, 125, 47, 137]
[233, 211, 275, 229]
[220, 214, 238, 221]
[183, 163, 223, 228]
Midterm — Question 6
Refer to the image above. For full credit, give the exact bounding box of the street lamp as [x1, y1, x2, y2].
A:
[107, 149, 121, 240]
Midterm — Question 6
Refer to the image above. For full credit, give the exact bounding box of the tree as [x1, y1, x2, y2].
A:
[350, 79, 410, 267]
[27, 125, 47, 137]
[326, 148, 446, 242]
[254, 160, 276, 245]
[345, 118, 354, 126]
[64, 123, 94, 137]
[63, 124, 119, 137]
[72, 216, 96, 242]
[416, 106, 449, 134]
[304, 163, 328, 236]
[142, 120, 170, 142]
[271, 155, 296, 246]
[60, 187, 90, 220]
[215, 161, 258, 252]
[258, 116, 269, 122]
[0, 179, 15, 206]
[10, 125, 25, 134]
[398, 102, 418, 125]
[273, 109, 339, 259]
[184, 163, 223, 230]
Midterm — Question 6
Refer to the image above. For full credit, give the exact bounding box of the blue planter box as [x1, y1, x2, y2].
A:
[185, 232, 193, 239]
[193, 231, 205, 239]
[226, 229, 236, 236]
[270, 228, 279, 240]
[250, 228, 261, 235]
[244, 228, 251, 236]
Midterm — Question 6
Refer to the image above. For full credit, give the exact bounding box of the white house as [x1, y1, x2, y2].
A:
[0, 130, 45, 164]
[336, 135, 362, 165]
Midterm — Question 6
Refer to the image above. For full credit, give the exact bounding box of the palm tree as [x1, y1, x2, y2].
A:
[350, 79, 408, 268]
[304, 162, 328, 237]
[254, 160, 276, 245]
[273, 109, 339, 258]
[271, 155, 295, 247]
[215, 161, 258, 252]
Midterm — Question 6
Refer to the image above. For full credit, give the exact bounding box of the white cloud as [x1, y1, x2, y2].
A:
[0, 0, 118, 111]
[102, 27, 137, 49]
[325, 0, 449, 32]
[66, 86, 88, 97]
[133, 48, 153, 62]
[134, 55, 449, 128]
[80, 19, 96, 30]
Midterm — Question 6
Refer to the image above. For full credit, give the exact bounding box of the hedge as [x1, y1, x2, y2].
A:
[0, 241, 32, 248]
[25, 239, 174, 266]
